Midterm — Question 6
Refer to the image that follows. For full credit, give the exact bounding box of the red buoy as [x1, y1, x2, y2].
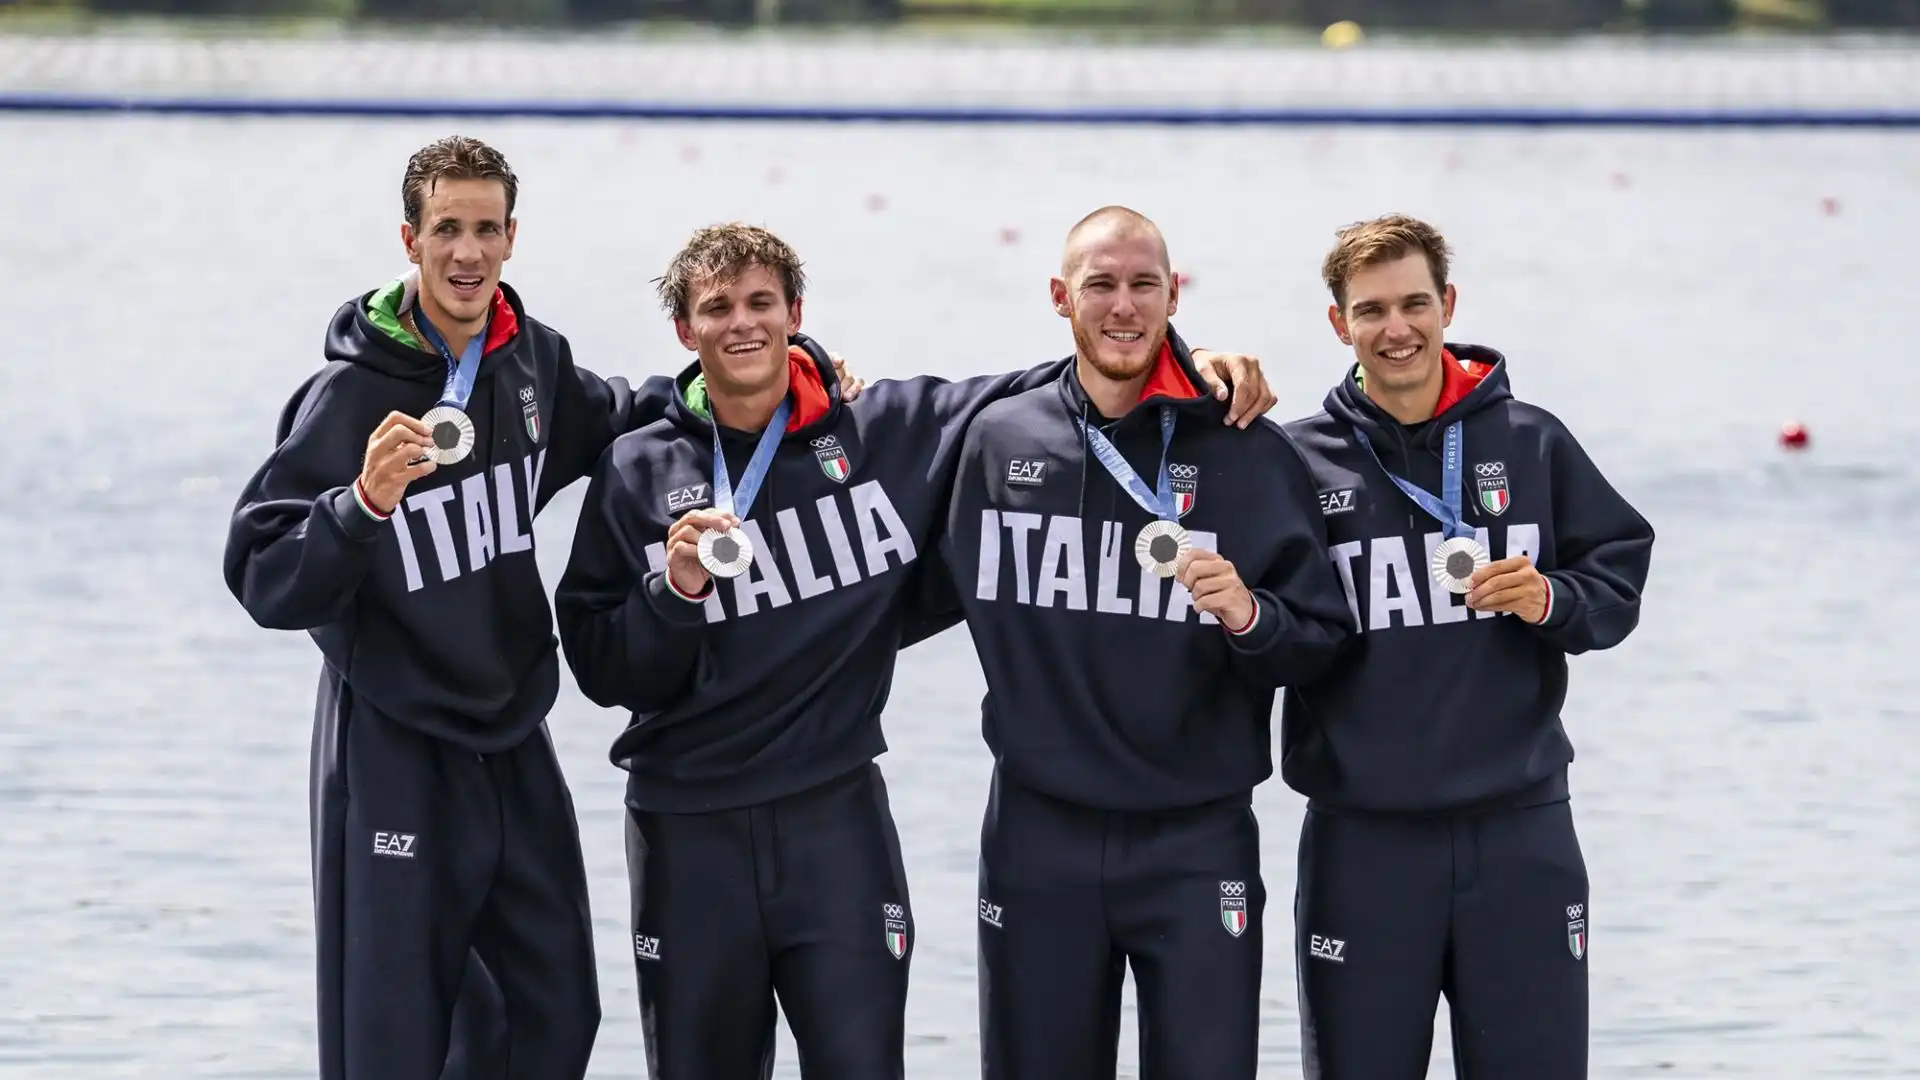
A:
[1779, 422, 1810, 450]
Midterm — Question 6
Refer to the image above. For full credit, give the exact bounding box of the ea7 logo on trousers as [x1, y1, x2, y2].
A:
[1309, 934, 1346, 963]
[978, 898, 1004, 928]
[372, 831, 416, 858]
[633, 934, 661, 961]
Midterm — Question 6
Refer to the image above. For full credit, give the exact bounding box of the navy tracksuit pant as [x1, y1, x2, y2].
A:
[1293, 798, 1590, 1079]
[309, 670, 601, 1080]
[624, 762, 914, 1079]
[976, 766, 1266, 1080]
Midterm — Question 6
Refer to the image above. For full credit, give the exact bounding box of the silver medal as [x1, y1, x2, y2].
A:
[1430, 535, 1490, 595]
[420, 405, 476, 466]
[1134, 520, 1191, 579]
[697, 525, 755, 579]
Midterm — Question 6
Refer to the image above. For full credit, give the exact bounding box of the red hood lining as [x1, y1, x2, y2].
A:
[482, 288, 518, 355]
[1432, 348, 1492, 416]
[783, 345, 832, 431]
[1138, 340, 1200, 403]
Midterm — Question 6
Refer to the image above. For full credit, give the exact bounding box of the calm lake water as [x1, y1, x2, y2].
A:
[1, 33, 1917, 1079]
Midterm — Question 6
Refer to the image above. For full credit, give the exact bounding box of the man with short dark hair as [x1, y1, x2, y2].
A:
[225, 135, 623, 1080]
[1281, 213, 1655, 1079]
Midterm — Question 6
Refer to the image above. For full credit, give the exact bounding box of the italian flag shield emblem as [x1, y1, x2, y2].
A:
[1220, 897, 1247, 937]
[885, 919, 908, 959]
[816, 444, 850, 483]
[1477, 476, 1509, 516]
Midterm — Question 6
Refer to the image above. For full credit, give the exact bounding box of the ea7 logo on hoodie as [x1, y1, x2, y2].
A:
[666, 484, 710, 514]
[1319, 489, 1357, 516]
[1006, 459, 1048, 487]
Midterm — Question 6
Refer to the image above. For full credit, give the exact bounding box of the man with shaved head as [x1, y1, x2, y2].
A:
[932, 206, 1356, 1079]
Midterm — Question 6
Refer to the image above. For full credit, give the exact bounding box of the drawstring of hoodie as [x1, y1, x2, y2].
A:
[1075, 398, 1090, 523]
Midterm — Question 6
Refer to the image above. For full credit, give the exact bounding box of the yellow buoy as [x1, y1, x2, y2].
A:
[1321, 20, 1364, 49]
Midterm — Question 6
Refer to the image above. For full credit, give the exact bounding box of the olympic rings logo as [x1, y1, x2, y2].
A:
[883, 904, 905, 919]
[1473, 462, 1504, 477]
[1169, 464, 1199, 480]
[1567, 904, 1584, 919]
[811, 436, 840, 449]
[1219, 881, 1246, 897]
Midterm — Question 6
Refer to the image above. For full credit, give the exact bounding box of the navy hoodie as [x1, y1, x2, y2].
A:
[223, 281, 659, 753]
[1280, 345, 1655, 813]
[554, 335, 1066, 814]
[935, 330, 1355, 812]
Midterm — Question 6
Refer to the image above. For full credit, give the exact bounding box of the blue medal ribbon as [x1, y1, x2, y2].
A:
[411, 305, 488, 410]
[1353, 421, 1475, 540]
[713, 399, 792, 520]
[1077, 407, 1178, 522]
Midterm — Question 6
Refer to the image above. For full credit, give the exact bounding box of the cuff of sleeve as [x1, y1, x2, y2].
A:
[1223, 593, 1282, 655]
[646, 570, 714, 626]
[334, 485, 386, 541]
[1534, 574, 1570, 627]
[1225, 601, 1260, 636]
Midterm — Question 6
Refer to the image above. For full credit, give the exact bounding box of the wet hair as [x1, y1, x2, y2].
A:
[401, 135, 518, 230]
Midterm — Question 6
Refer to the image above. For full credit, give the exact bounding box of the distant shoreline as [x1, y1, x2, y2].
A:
[2, 17, 1913, 120]
[2, 5, 1915, 45]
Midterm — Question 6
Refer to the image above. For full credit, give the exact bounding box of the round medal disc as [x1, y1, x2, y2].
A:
[1430, 535, 1490, 595]
[1134, 520, 1192, 579]
[419, 406, 476, 466]
[697, 525, 755, 579]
